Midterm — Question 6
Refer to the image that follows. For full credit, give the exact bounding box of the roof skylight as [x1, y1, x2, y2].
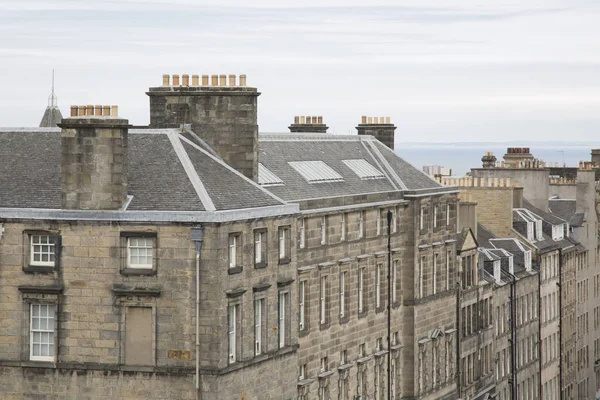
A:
[288, 161, 344, 183]
[342, 159, 385, 180]
[258, 163, 284, 186]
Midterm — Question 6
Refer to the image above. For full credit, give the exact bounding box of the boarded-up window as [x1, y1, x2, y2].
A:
[125, 307, 153, 365]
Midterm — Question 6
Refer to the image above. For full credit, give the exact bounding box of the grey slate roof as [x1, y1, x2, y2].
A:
[258, 133, 443, 201]
[0, 128, 285, 212]
[548, 198, 584, 227]
[522, 198, 566, 225]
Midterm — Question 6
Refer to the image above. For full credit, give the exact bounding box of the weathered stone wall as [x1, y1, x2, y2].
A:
[459, 187, 514, 238]
[147, 86, 259, 181]
[356, 123, 396, 150]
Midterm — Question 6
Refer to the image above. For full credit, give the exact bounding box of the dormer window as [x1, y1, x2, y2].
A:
[524, 250, 532, 272]
[527, 222, 534, 242]
[493, 260, 501, 283]
[508, 255, 514, 272]
[535, 220, 543, 241]
[552, 224, 564, 241]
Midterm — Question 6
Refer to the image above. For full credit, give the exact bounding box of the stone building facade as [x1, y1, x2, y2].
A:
[0, 75, 463, 400]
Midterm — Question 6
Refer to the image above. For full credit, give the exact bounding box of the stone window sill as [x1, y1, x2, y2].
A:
[121, 268, 156, 276]
[23, 265, 55, 274]
[278, 258, 291, 265]
[254, 262, 267, 269]
[228, 266, 243, 275]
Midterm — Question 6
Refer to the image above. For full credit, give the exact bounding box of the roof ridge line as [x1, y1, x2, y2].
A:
[166, 131, 216, 212]
[358, 140, 400, 191]
[364, 140, 408, 191]
[178, 135, 289, 205]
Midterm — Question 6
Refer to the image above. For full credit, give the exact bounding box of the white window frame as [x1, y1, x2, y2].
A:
[434, 205, 438, 228]
[376, 263, 382, 308]
[446, 250, 451, 291]
[228, 235, 238, 269]
[392, 208, 398, 233]
[299, 218, 305, 249]
[30, 303, 55, 361]
[419, 256, 425, 298]
[420, 207, 425, 230]
[127, 237, 153, 269]
[377, 209, 382, 235]
[358, 268, 364, 313]
[299, 364, 306, 380]
[340, 213, 346, 241]
[446, 203, 450, 226]
[320, 276, 327, 324]
[279, 292, 287, 348]
[299, 281, 306, 330]
[254, 298, 263, 355]
[525, 250, 532, 272]
[228, 304, 238, 363]
[321, 216, 327, 245]
[254, 230, 264, 264]
[279, 227, 289, 259]
[30, 234, 56, 267]
[433, 253, 438, 295]
[392, 259, 398, 303]
[358, 211, 364, 239]
[340, 271, 346, 318]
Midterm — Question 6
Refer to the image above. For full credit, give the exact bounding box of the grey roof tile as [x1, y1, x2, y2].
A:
[0, 128, 285, 212]
[257, 134, 442, 201]
[181, 141, 283, 210]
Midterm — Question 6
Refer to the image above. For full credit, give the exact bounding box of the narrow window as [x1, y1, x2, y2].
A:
[419, 256, 425, 298]
[30, 235, 56, 267]
[299, 218, 305, 249]
[434, 205, 438, 228]
[321, 216, 327, 245]
[299, 364, 306, 380]
[128, 237, 153, 269]
[279, 226, 290, 261]
[279, 292, 288, 348]
[299, 281, 306, 330]
[446, 203, 450, 226]
[446, 250, 451, 291]
[254, 230, 267, 266]
[228, 304, 238, 363]
[358, 211, 364, 239]
[340, 271, 346, 318]
[340, 213, 346, 241]
[320, 276, 327, 324]
[254, 298, 264, 355]
[358, 268, 364, 313]
[376, 263, 382, 308]
[420, 206, 425, 230]
[30, 303, 55, 361]
[228, 234, 239, 269]
[392, 259, 398, 303]
[392, 208, 398, 233]
[433, 253, 438, 295]
[377, 209, 382, 235]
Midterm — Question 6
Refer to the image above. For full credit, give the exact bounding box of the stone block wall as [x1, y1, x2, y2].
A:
[459, 187, 514, 238]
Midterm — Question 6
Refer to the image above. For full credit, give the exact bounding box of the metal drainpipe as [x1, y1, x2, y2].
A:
[502, 267, 517, 400]
[192, 227, 205, 400]
[387, 211, 392, 400]
[558, 249, 563, 400]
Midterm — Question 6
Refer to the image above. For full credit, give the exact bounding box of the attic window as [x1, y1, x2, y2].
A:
[258, 163, 284, 187]
[288, 161, 344, 183]
[342, 159, 384, 180]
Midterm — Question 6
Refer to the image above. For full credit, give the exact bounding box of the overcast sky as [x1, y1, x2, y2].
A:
[1, 0, 599, 142]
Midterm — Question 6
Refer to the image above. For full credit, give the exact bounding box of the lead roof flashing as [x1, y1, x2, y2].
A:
[0, 204, 300, 223]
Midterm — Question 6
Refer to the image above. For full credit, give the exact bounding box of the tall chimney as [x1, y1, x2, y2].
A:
[58, 105, 129, 210]
[356, 116, 396, 150]
[288, 115, 329, 133]
[481, 152, 497, 168]
[147, 73, 259, 181]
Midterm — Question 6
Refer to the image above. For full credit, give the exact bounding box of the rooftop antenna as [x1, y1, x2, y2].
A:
[48, 69, 57, 107]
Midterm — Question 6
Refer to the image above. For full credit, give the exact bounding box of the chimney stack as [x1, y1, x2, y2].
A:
[481, 152, 497, 168]
[58, 105, 129, 210]
[288, 115, 329, 133]
[356, 116, 396, 150]
[148, 74, 260, 180]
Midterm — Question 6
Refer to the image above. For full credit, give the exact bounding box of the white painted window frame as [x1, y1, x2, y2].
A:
[254, 298, 263, 355]
[299, 281, 306, 330]
[30, 303, 55, 362]
[340, 271, 346, 318]
[228, 304, 237, 363]
[30, 234, 56, 267]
